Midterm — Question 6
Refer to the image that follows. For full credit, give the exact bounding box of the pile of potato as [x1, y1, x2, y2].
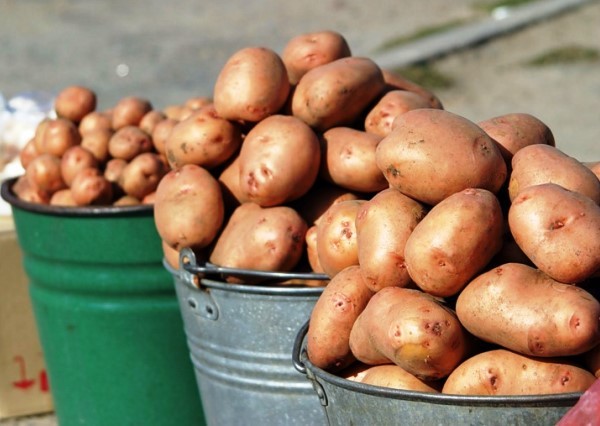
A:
[13, 29, 600, 397]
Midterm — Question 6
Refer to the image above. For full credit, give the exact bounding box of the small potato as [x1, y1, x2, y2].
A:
[238, 114, 320, 206]
[382, 69, 443, 110]
[118, 152, 168, 200]
[364, 90, 434, 137]
[291, 57, 386, 131]
[33, 118, 51, 153]
[478, 112, 555, 167]
[356, 188, 427, 292]
[213, 46, 290, 122]
[405, 188, 504, 297]
[12, 175, 51, 204]
[108, 125, 153, 161]
[104, 158, 128, 184]
[305, 225, 323, 273]
[113, 195, 140, 206]
[54, 85, 97, 123]
[165, 106, 242, 169]
[19, 138, 39, 169]
[138, 109, 167, 135]
[39, 118, 82, 157]
[26, 153, 66, 194]
[349, 286, 469, 380]
[111, 96, 153, 130]
[217, 154, 244, 213]
[508, 183, 600, 283]
[376, 108, 507, 205]
[80, 128, 113, 163]
[208, 202, 307, 278]
[79, 111, 113, 135]
[508, 144, 600, 204]
[359, 364, 440, 393]
[281, 30, 352, 85]
[70, 167, 113, 206]
[154, 164, 224, 251]
[60, 145, 99, 187]
[456, 263, 600, 357]
[50, 188, 77, 206]
[442, 349, 596, 396]
[292, 180, 359, 226]
[142, 191, 156, 205]
[151, 117, 178, 155]
[184, 96, 212, 110]
[307, 265, 374, 372]
[316, 199, 365, 277]
[319, 127, 388, 193]
[162, 104, 187, 121]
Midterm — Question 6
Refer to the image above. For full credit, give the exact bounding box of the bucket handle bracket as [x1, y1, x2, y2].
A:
[179, 248, 219, 320]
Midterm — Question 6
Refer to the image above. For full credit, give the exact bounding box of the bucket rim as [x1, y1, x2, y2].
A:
[293, 321, 583, 408]
[1, 176, 154, 217]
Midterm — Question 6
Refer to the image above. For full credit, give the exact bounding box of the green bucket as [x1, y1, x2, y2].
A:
[1, 177, 205, 426]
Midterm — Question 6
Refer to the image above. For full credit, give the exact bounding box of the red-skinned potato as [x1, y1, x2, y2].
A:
[108, 125, 153, 161]
[60, 145, 99, 187]
[376, 108, 507, 206]
[70, 167, 113, 206]
[291, 57, 386, 131]
[237, 114, 320, 206]
[508, 183, 600, 283]
[79, 111, 113, 135]
[104, 158, 128, 185]
[356, 188, 427, 292]
[319, 127, 388, 193]
[165, 105, 242, 169]
[457, 263, 600, 357]
[213, 46, 290, 122]
[118, 152, 168, 200]
[25, 153, 66, 194]
[50, 188, 77, 206]
[184, 96, 212, 111]
[80, 128, 113, 164]
[217, 154, 244, 213]
[583, 161, 600, 181]
[405, 188, 504, 298]
[382, 69, 443, 110]
[12, 175, 51, 204]
[111, 96, 153, 130]
[508, 144, 600, 204]
[154, 164, 224, 251]
[316, 199, 365, 277]
[364, 90, 434, 137]
[39, 118, 82, 157]
[442, 349, 596, 396]
[358, 364, 441, 393]
[19, 138, 39, 169]
[54, 85, 97, 123]
[305, 225, 323, 273]
[139, 109, 167, 135]
[307, 265, 374, 372]
[281, 30, 352, 85]
[151, 117, 178, 156]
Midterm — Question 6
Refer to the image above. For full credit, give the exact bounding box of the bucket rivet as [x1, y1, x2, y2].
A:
[187, 298, 197, 310]
[205, 306, 214, 315]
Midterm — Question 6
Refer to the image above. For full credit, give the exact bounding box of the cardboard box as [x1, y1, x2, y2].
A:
[0, 216, 54, 419]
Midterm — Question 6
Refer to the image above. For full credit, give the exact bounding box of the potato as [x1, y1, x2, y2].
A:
[111, 96, 153, 130]
[108, 125, 153, 161]
[508, 183, 600, 283]
[306, 265, 373, 372]
[79, 111, 113, 135]
[364, 90, 433, 137]
[184, 96, 212, 111]
[292, 180, 359, 226]
[217, 154, 244, 213]
[139, 109, 167, 135]
[381, 69, 444, 110]
[154, 164, 224, 251]
[49, 188, 77, 206]
[281, 30, 352, 85]
[33, 118, 51, 153]
[358, 364, 440, 393]
[208, 202, 307, 279]
[356, 188, 427, 292]
[237, 114, 320, 206]
[165, 106, 242, 169]
[213, 46, 290, 122]
[151, 117, 178, 155]
[404, 188, 504, 297]
[118, 152, 168, 200]
[583, 161, 600, 181]
[25, 153, 66, 194]
[19, 138, 39, 169]
[162, 240, 180, 270]
[442, 349, 596, 396]
[305, 225, 323, 273]
[456, 263, 600, 357]
[60, 145, 98, 187]
[375, 108, 507, 205]
[39, 118, 82, 157]
[508, 144, 600, 204]
[113, 195, 140, 206]
[70, 167, 113, 206]
[12, 175, 51, 204]
[349, 286, 469, 380]
[316, 199, 365, 277]
[80, 128, 113, 164]
[319, 127, 388, 193]
[291, 57, 386, 131]
[54, 85, 97, 123]
[478, 112, 555, 167]
[103, 158, 128, 184]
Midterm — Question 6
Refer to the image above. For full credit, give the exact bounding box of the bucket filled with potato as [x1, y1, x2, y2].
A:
[0, 87, 206, 426]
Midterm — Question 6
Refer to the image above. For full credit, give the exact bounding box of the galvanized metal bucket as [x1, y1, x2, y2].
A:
[293, 321, 581, 426]
[167, 248, 329, 426]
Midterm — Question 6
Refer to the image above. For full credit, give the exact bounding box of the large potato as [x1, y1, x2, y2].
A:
[291, 57, 386, 131]
[165, 106, 242, 169]
[457, 262, 600, 357]
[237, 114, 320, 206]
[154, 164, 224, 251]
[108, 125, 154, 161]
[405, 188, 504, 297]
[356, 188, 427, 292]
[307, 265, 373, 372]
[443, 349, 596, 396]
[508, 144, 600, 204]
[282, 30, 351, 85]
[319, 127, 388, 193]
[364, 90, 434, 137]
[213, 47, 290, 122]
[375, 108, 507, 205]
[508, 183, 600, 283]
[208, 202, 307, 279]
[349, 286, 469, 381]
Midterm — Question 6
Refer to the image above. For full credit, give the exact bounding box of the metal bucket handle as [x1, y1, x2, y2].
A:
[292, 320, 329, 407]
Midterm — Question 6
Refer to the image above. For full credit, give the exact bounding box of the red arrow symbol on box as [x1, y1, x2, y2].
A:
[12, 355, 35, 390]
